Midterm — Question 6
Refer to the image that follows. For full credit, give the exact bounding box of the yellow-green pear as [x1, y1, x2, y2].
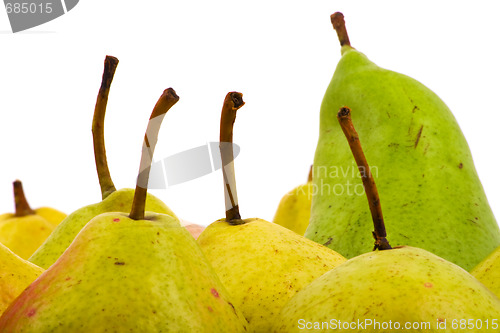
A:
[272, 166, 313, 235]
[275, 246, 500, 333]
[306, 12, 500, 271]
[0, 181, 57, 259]
[471, 245, 500, 298]
[0, 242, 44, 315]
[197, 92, 346, 332]
[29, 56, 176, 269]
[0, 88, 248, 332]
[275, 106, 500, 332]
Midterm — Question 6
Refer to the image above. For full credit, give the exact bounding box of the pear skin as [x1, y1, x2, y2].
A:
[0, 215, 54, 260]
[0, 212, 248, 332]
[274, 246, 500, 333]
[0, 243, 43, 315]
[198, 218, 346, 332]
[33, 207, 66, 227]
[198, 91, 346, 332]
[0, 208, 66, 229]
[29, 188, 176, 269]
[273, 181, 313, 235]
[0, 180, 64, 259]
[471, 245, 500, 298]
[306, 15, 500, 271]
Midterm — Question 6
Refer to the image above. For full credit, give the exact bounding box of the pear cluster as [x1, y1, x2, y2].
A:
[1, 11, 500, 333]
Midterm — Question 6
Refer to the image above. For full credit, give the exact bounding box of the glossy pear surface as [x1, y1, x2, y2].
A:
[471, 245, 500, 298]
[274, 246, 500, 332]
[273, 181, 313, 235]
[197, 218, 346, 332]
[0, 243, 43, 315]
[29, 188, 176, 269]
[306, 45, 500, 270]
[0, 211, 248, 332]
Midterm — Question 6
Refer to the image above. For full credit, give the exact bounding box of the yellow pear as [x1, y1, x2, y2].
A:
[33, 207, 66, 228]
[0, 181, 62, 259]
[272, 166, 313, 235]
[471, 245, 500, 298]
[0, 242, 43, 315]
[197, 92, 346, 332]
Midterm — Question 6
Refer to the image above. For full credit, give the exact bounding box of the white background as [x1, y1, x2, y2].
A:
[1, 1, 499, 228]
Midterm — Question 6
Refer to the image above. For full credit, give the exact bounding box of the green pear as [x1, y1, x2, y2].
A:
[274, 106, 500, 332]
[0, 181, 56, 259]
[0, 87, 248, 332]
[305, 12, 500, 271]
[471, 245, 500, 298]
[197, 92, 346, 332]
[29, 56, 176, 269]
[0, 242, 44, 315]
[272, 166, 313, 235]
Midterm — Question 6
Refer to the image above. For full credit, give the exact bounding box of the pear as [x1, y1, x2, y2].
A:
[29, 55, 176, 269]
[0, 88, 248, 332]
[0, 180, 59, 259]
[274, 106, 500, 333]
[0, 242, 44, 315]
[272, 165, 313, 235]
[31, 207, 66, 228]
[0, 181, 67, 228]
[275, 247, 500, 333]
[183, 222, 206, 239]
[471, 245, 500, 298]
[197, 92, 346, 332]
[306, 12, 500, 271]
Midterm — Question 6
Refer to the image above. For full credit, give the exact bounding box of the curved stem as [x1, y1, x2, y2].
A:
[331, 12, 351, 47]
[337, 107, 392, 251]
[13, 180, 35, 217]
[92, 55, 119, 200]
[219, 92, 245, 223]
[129, 88, 180, 220]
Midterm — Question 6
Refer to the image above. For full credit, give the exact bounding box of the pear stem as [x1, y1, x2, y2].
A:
[219, 92, 245, 224]
[337, 107, 392, 251]
[307, 165, 313, 183]
[92, 55, 119, 200]
[13, 180, 35, 217]
[129, 88, 179, 221]
[331, 12, 351, 47]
